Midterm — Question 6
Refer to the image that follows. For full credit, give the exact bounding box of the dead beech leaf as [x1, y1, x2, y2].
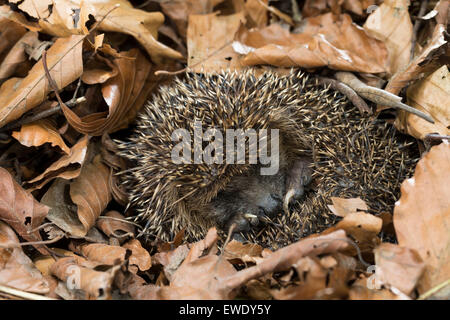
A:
[160, 0, 225, 39]
[395, 65, 450, 140]
[0, 221, 49, 294]
[0, 16, 27, 58]
[0, 31, 39, 82]
[123, 239, 151, 273]
[349, 277, 409, 300]
[0, 34, 84, 127]
[394, 142, 450, 294]
[238, 13, 387, 73]
[322, 211, 382, 254]
[76, 243, 127, 266]
[50, 256, 119, 299]
[223, 240, 264, 264]
[61, 49, 152, 135]
[0, 167, 49, 246]
[96, 211, 135, 238]
[70, 155, 112, 235]
[12, 120, 71, 154]
[25, 135, 89, 191]
[374, 243, 425, 296]
[187, 12, 246, 73]
[328, 197, 369, 217]
[363, 0, 412, 74]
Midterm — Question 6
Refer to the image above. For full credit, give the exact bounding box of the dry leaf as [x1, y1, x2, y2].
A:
[12, 120, 71, 154]
[0, 221, 49, 294]
[328, 197, 369, 217]
[123, 239, 151, 273]
[0, 34, 84, 127]
[374, 243, 425, 296]
[223, 240, 264, 264]
[349, 277, 409, 300]
[394, 142, 450, 294]
[395, 65, 450, 140]
[96, 211, 135, 238]
[363, 0, 412, 74]
[238, 13, 388, 73]
[76, 243, 127, 266]
[187, 12, 246, 73]
[0, 167, 49, 247]
[25, 135, 89, 191]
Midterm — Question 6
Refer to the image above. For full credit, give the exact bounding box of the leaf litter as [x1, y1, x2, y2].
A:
[0, 0, 448, 300]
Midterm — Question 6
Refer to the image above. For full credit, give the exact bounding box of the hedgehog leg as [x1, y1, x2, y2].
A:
[283, 157, 313, 214]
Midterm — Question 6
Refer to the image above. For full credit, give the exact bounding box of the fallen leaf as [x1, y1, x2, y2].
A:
[328, 197, 369, 217]
[123, 239, 151, 273]
[187, 12, 246, 73]
[96, 211, 135, 239]
[349, 277, 410, 300]
[238, 13, 388, 73]
[363, 0, 412, 74]
[374, 243, 425, 296]
[12, 120, 71, 154]
[0, 167, 49, 247]
[0, 221, 49, 294]
[223, 240, 264, 264]
[394, 142, 450, 294]
[0, 34, 84, 127]
[395, 65, 450, 140]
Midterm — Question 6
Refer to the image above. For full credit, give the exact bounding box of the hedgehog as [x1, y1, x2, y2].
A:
[117, 69, 418, 247]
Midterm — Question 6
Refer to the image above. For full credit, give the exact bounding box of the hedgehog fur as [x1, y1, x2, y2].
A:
[117, 69, 418, 246]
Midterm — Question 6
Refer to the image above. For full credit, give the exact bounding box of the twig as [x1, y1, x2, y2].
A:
[0, 285, 56, 300]
[335, 72, 435, 123]
[0, 235, 64, 249]
[317, 76, 372, 115]
[418, 278, 450, 300]
[411, 0, 429, 61]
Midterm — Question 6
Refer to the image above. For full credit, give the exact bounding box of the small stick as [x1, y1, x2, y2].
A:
[317, 76, 372, 115]
[411, 0, 429, 61]
[0, 285, 56, 300]
[0, 235, 63, 249]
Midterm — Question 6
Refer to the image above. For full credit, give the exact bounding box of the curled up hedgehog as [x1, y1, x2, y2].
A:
[117, 69, 418, 247]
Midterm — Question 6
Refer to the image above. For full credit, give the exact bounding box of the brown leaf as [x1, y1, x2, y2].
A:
[187, 12, 246, 73]
[0, 34, 84, 127]
[50, 256, 119, 299]
[223, 240, 264, 264]
[0, 167, 49, 246]
[363, 0, 412, 74]
[374, 243, 425, 296]
[123, 239, 151, 273]
[25, 135, 89, 191]
[12, 120, 71, 154]
[328, 197, 369, 217]
[0, 31, 39, 82]
[0, 221, 49, 294]
[77, 243, 127, 266]
[238, 13, 388, 73]
[61, 49, 152, 135]
[349, 277, 409, 300]
[394, 142, 450, 294]
[160, 0, 225, 39]
[0, 16, 27, 59]
[395, 65, 450, 140]
[96, 211, 135, 239]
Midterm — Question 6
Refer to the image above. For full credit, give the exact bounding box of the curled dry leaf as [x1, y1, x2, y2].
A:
[187, 12, 246, 73]
[75, 243, 127, 266]
[394, 142, 450, 295]
[0, 31, 39, 82]
[0, 221, 49, 294]
[0, 167, 49, 247]
[238, 13, 388, 73]
[328, 197, 369, 217]
[0, 16, 27, 58]
[363, 0, 412, 74]
[395, 65, 450, 140]
[349, 277, 410, 300]
[12, 120, 71, 154]
[42, 154, 111, 237]
[122, 239, 151, 273]
[96, 211, 135, 239]
[374, 243, 425, 296]
[0, 34, 84, 127]
[61, 49, 153, 135]
[25, 135, 89, 191]
[50, 256, 119, 299]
